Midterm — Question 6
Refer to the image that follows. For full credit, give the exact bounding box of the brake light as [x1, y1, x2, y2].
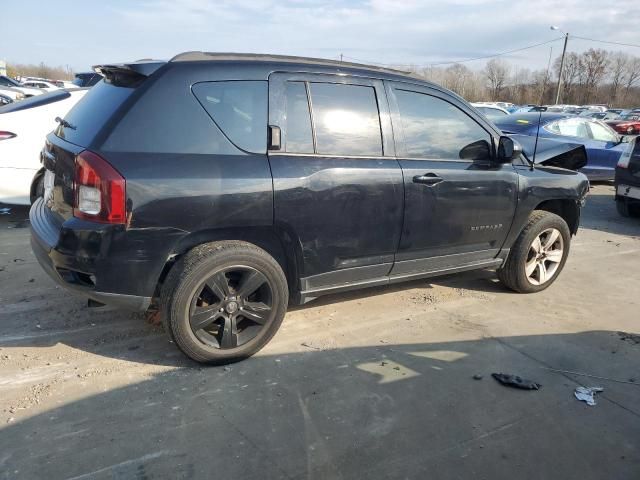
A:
[0, 131, 16, 141]
[73, 150, 126, 224]
[617, 138, 636, 169]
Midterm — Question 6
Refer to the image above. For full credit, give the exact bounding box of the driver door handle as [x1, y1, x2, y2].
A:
[413, 173, 443, 186]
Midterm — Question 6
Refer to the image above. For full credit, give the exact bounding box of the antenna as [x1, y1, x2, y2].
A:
[532, 46, 554, 167]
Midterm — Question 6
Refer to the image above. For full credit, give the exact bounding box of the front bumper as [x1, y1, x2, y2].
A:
[30, 198, 151, 311]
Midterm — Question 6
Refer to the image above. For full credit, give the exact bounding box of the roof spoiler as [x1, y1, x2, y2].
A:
[93, 60, 166, 85]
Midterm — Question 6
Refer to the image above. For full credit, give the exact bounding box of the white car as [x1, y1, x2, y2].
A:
[0, 89, 88, 205]
[21, 80, 60, 91]
[471, 103, 510, 120]
[0, 75, 45, 97]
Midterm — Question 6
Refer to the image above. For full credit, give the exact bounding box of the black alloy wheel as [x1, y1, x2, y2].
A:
[189, 266, 273, 349]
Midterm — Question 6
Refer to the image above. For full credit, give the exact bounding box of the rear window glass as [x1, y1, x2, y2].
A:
[192, 81, 267, 154]
[308, 83, 382, 156]
[56, 81, 133, 147]
[102, 76, 241, 155]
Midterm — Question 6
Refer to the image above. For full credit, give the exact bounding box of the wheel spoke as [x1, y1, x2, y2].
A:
[536, 262, 548, 283]
[242, 301, 271, 324]
[206, 272, 230, 301]
[237, 270, 267, 298]
[531, 236, 542, 254]
[190, 304, 222, 331]
[525, 258, 538, 277]
[546, 249, 563, 263]
[543, 230, 560, 250]
[220, 316, 239, 348]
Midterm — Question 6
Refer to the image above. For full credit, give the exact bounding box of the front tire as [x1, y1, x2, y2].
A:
[498, 211, 571, 293]
[160, 241, 288, 364]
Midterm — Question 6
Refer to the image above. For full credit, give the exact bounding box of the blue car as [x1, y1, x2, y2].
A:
[494, 112, 628, 180]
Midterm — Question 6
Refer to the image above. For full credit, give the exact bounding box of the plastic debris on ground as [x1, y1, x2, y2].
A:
[491, 372, 541, 390]
[574, 386, 603, 406]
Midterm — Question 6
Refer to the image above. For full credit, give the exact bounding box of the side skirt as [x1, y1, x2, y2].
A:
[297, 257, 506, 305]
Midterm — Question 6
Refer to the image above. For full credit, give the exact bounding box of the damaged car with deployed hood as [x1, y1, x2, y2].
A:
[30, 53, 589, 364]
[494, 112, 628, 181]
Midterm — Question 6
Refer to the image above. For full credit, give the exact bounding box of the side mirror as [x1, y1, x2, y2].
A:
[497, 136, 522, 163]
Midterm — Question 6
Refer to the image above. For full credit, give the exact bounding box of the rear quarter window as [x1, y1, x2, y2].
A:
[192, 81, 268, 154]
[102, 76, 247, 155]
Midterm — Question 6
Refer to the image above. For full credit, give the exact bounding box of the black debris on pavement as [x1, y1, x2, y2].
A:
[473, 374, 483, 380]
[491, 373, 541, 390]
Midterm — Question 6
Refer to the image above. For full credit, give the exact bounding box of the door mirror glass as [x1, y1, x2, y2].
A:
[497, 136, 522, 163]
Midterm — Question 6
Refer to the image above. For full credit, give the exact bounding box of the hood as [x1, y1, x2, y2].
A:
[508, 134, 588, 171]
[607, 120, 637, 126]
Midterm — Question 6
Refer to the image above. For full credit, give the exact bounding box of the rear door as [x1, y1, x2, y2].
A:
[268, 73, 404, 295]
[386, 82, 518, 277]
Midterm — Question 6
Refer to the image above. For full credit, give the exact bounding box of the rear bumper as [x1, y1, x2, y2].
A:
[30, 198, 152, 311]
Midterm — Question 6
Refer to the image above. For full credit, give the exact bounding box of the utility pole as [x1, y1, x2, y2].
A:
[554, 32, 569, 104]
[340, 53, 343, 62]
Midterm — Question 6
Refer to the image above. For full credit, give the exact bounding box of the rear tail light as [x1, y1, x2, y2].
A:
[617, 138, 636, 169]
[0, 131, 16, 141]
[73, 150, 126, 224]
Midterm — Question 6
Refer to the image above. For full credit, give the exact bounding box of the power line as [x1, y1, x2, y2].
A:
[340, 34, 640, 71]
[341, 37, 564, 68]
[570, 35, 640, 49]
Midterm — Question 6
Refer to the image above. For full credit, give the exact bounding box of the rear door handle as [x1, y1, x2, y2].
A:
[413, 173, 443, 186]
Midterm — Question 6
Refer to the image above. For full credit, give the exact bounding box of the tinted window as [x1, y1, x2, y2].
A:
[284, 82, 313, 153]
[193, 81, 267, 154]
[395, 90, 492, 159]
[59, 81, 134, 147]
[103, 77, 238, 155]
[309, 83, 382, 156]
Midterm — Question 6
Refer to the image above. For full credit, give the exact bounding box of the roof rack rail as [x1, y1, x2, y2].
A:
[169, 51, 412, 76]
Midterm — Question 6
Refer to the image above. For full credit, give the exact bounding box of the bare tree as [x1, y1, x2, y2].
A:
[554, 52, 580, 103]
[609, 52, 629, 102]
[443, 64, 473, 97]
[622, 57, 640, 103]
[579, 49, 610, 103]
[484, 59, 509, 100]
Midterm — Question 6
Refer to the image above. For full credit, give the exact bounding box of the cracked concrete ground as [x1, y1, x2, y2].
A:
[0, 184, 639, 479]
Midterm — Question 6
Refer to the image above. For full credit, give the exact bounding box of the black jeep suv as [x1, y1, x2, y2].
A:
[30, 53, 589, 363]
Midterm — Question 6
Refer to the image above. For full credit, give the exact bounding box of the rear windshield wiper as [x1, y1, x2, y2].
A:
[55, 116, 76, 130]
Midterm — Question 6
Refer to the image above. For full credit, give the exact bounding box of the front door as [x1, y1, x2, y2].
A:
[385, 82, 518, 277]
[268, 73, 404, 295]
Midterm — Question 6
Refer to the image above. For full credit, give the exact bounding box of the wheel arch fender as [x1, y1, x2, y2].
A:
[533, 199, 581, 235]
[156, 225, 304, 300]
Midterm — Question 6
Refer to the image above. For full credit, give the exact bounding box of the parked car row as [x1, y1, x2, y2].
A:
[0, 72, 103, 105]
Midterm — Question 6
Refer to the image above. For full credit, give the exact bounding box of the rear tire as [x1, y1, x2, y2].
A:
[160, 241, 288, 364]
[616, 197, 640, 218]
[497, 211, 571, 293]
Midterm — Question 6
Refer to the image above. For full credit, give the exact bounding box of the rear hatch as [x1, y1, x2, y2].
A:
[43, 61, 165, 222]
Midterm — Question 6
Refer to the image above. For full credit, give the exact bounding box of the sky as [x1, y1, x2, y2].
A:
[2, 0, 639, 72]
